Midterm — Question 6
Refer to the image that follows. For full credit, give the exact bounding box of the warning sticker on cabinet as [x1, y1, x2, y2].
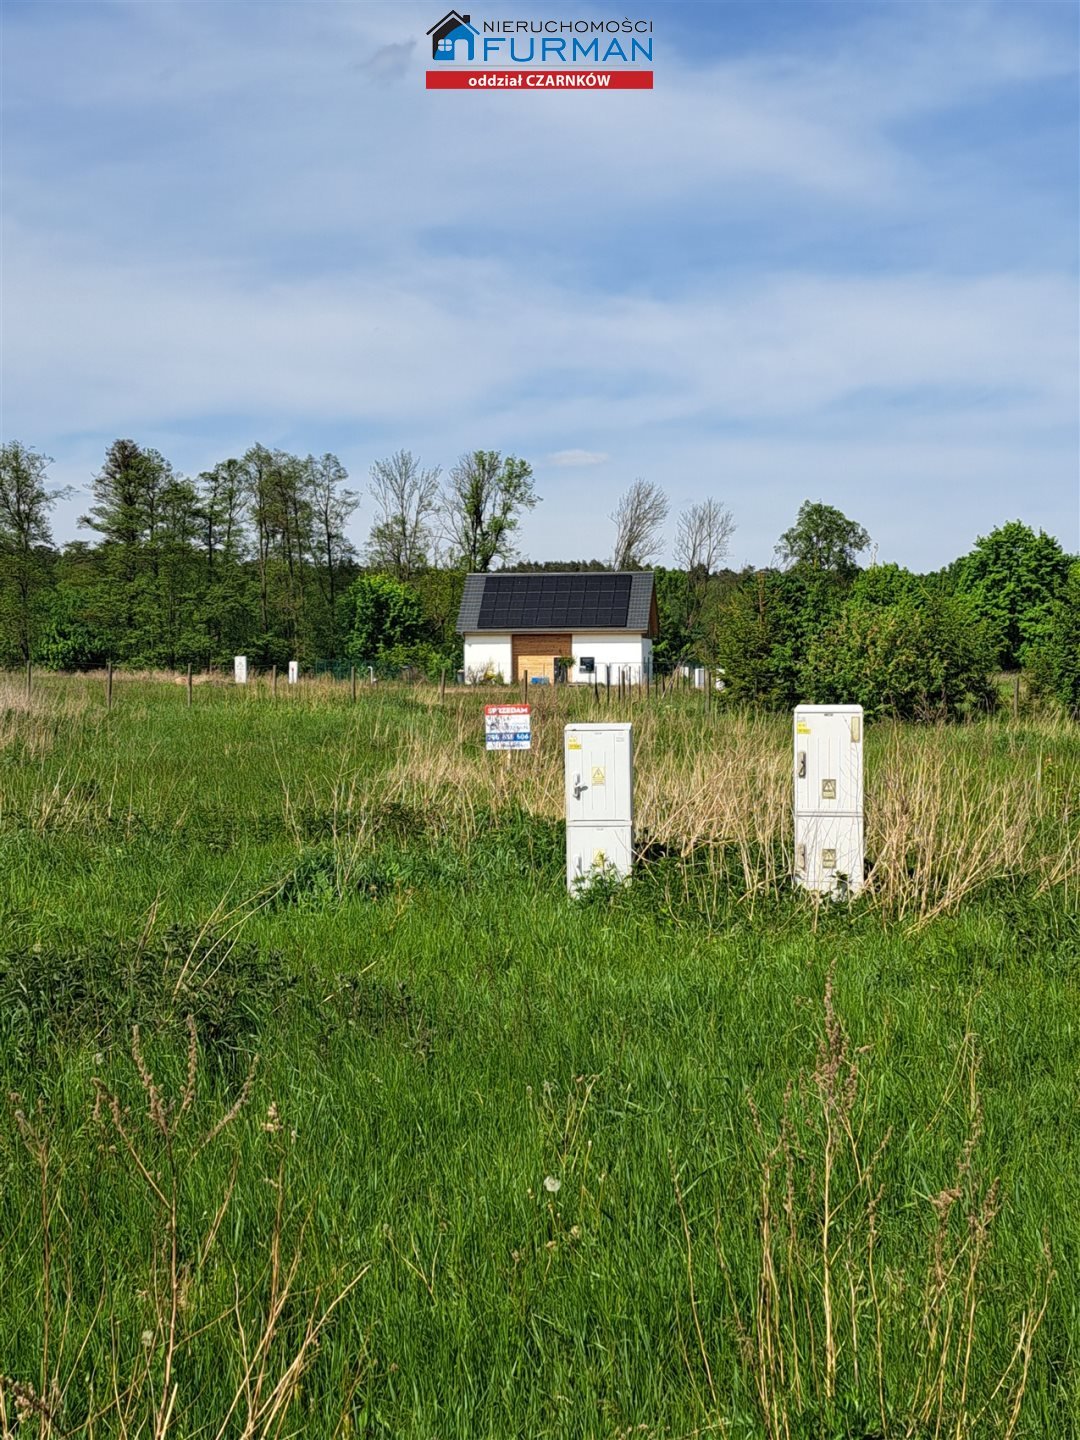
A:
[567, 740, 582, 750]
[591, 767, 606, 785]
[796, 721, 811, 734]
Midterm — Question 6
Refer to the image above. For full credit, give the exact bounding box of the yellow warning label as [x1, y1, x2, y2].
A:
[592, 766, 606, 785]
[593, 850, 606, 865]
[567, 740, 582, 750]
[796, 722, 811, 734]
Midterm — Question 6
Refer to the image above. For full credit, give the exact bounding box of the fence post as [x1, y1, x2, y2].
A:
[1013, 672, 1020, 720]
[522, 670, 528, 704]
[439, 668, 446, 703]
[25, 659, 31, 701]
[351, 666, 357, 702]
[106, 660, 113, 711]
[272, 664, 278, 698]
[187, 663, 193, 708]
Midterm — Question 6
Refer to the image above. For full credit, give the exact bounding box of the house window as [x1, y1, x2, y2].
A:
[438, 37, 454, 54]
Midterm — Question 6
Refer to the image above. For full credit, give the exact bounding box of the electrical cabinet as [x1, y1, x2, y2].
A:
[793, 704, 864, 896]
[565, 724, 633, 825]
[794, 705, 863, 814]
[234, 655, 248, 685]
[794, 813, 864, 895]
[288, 661, 299, 684]
[567, 825, 634, 888]
[565, 723, 633, 889]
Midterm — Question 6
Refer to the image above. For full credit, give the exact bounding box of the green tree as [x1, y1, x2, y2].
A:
[341, 574, 423, 673]
[804, 588, 995, 720]
[307, 452, 359, 653]
[442, 451, 537, 571]
[0, 441, 63, 663]
[35, 582, 111, 670]
[197, 459, 253, 666]
[412, 567, 466, 664]
[714, 569, 817, 707]
[776, 501, 870, 575]
[952, 521, 1072, 669]
[847, 562, 920, 609]
[650, 567, 694, 674]
[152, 478, 205, 666]
[242, 445, 315, 663]
[1035, 561, 1080, 713]
[80, 439, 175, 658]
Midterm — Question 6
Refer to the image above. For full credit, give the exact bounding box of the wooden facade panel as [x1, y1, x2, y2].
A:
[511, 633, 572, 682]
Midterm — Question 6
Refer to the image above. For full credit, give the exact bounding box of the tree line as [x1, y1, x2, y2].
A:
[1, 439, 1077, 717]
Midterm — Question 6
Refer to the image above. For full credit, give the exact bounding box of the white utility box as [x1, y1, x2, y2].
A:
[567, 825, 634, 889]
[234, 655, 248, 685]
[793, 704, 864, 896]
[565, 723, 633, 890]
[288, 661, 298, 684]
[565, 724, 633, 825]
[793, 813, 864, 896]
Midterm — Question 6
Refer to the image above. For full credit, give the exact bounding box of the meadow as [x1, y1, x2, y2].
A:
[0, 672, 1077, 1439]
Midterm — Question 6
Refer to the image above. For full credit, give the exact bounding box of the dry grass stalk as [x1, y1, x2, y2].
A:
[4, 1023, 368, 1438]
[688, 979, 1053, 1439]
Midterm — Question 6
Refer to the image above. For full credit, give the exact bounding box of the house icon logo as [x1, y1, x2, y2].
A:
[428, 10, 479, 61]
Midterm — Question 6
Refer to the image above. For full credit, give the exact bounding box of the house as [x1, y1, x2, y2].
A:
[427, 10, 479, 61]
[457, 571, 658, 685]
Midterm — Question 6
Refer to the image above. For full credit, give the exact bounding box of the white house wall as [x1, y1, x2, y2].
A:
[463, 634, 512, 683]
[570, 634, 651, 683]
[462, 632, 652, 684]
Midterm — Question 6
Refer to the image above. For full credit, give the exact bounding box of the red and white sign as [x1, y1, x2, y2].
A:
[427, 69, 652, 90]
[485, 704, 532, 750]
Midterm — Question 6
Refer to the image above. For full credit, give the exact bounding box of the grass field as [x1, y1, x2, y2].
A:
[1, 672, 1077, 1438]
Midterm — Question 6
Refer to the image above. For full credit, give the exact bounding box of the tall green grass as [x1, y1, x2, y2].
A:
[0, 674, 1077, 1437]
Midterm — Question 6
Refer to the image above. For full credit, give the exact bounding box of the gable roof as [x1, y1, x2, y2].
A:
[427, 10, 478, 38]
[457, 571, 656, 636]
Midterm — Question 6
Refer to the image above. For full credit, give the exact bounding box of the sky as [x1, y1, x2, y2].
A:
[2, 0, 1078, 571]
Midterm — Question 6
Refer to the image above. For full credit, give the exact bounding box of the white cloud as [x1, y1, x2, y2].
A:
[1, 0, 1075, 568]
[548, 450, 610, 467]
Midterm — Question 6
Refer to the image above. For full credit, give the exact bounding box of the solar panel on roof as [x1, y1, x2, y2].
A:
[476, 574, 633, 630]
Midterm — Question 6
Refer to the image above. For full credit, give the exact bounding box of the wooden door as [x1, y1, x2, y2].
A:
[512, 633, 571, 683]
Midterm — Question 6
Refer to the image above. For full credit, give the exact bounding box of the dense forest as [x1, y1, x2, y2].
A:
[1, 438, 1077, 718]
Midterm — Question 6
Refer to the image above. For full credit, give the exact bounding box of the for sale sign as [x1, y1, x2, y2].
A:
[485, 704, 532, 751]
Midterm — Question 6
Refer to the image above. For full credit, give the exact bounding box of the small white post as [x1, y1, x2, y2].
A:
[233, 655, 248, 685]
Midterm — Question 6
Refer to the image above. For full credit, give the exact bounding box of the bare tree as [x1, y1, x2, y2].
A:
[367, 450, 440, 580]
[671, 498, 737, 666]
[674, 498, 736, 576]
[611, 478, 668, 570]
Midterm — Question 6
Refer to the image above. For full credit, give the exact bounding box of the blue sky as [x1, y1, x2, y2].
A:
[2, 0, 1077, 570]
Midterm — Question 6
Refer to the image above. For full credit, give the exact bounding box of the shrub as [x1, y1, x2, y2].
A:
[803, 588, 996, 720]
[1028, 561, 1080, 714]
[342, 574, 424, 669]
